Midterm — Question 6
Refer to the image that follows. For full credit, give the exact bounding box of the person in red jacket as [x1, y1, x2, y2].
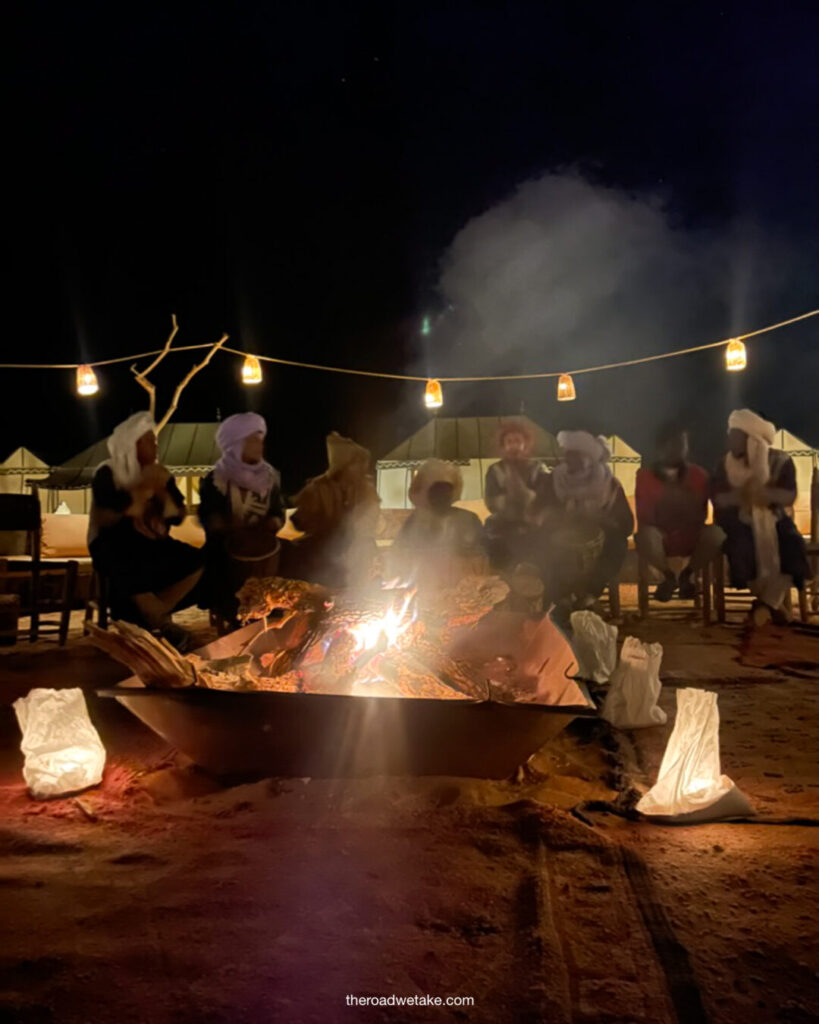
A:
[635, 426, 725, 601]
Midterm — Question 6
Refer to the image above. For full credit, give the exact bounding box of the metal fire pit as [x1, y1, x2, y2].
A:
[98, 611, 596, 780]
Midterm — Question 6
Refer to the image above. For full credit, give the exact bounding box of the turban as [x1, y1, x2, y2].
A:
[106, 411, 157, 489]
[214, 412, 277, 495]
[326, 432, 371, 474]
[728, 409, 776, 446]
[557, 431, 611, 464]
[409, 459, 463, 508]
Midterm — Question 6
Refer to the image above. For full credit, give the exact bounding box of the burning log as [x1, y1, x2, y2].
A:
[90, 574, 514, 702]
[86, 621, 194, 688]
[426, 575, 510, 631]
[237, 576, 330, 624]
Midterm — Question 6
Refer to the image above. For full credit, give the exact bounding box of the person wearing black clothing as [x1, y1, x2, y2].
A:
[88, 412, 203, 648]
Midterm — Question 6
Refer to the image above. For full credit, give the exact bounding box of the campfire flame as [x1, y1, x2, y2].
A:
[348, 588, 418, 656]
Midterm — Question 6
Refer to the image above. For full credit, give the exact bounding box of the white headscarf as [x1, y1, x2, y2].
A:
[552, 431, 614, 510]
[409, 459, 463, 509]
[104, 411, 156, 489]
[725, 409, 775, 489]
[725, 409, 786, 608]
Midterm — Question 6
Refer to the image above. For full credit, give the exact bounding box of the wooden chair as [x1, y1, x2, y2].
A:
[637, 554, 715, 625]
[83, 570, 110, 631]
[0, 493, 78, 645]
[713, 554, 807, 624]
[713, 489, 816, 624]
[605, 579, 621, 619]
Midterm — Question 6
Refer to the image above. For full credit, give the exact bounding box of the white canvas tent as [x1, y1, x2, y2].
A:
[376, 417, 642, 517]
[774, 429, 817, 535]
[33, 422, 221, 513]
[0, 447, 49, 495]
[376, 416, 559, 513]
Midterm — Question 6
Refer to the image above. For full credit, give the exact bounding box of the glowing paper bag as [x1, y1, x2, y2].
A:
[601, 637, 667, 729]
[569, 611, 617, 683]
[637, 688, 752, 822]
[14, 688, 106, 799]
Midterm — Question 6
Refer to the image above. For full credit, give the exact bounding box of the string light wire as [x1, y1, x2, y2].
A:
[0, 308, 815, 381]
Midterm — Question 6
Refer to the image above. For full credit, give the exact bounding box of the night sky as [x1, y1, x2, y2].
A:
[4, 1, 818, 491]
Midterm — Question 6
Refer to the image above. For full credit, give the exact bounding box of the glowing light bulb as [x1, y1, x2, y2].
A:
[556, 373, 576, 401]
[76, 365, 99, 396]
[421, 316, 431, 336]
[424, 379, 443, 409]
[725, 339, 746, 372]
[242, 355, 263, 385]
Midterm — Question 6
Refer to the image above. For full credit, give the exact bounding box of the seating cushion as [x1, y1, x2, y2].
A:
[169, 516, 206, 548]
[41, 514, 90, 558]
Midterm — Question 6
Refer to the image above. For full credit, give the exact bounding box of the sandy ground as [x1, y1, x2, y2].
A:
[0, 603, 816, 1023]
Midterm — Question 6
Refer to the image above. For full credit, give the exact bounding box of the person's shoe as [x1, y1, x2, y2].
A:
[677, 569, 698, 601]
[653, 572, 677, 602]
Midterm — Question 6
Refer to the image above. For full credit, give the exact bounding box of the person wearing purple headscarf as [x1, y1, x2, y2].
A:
[198, 413, 285, 622]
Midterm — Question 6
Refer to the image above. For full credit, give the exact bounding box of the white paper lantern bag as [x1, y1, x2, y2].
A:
[637, 687, 752, 822]
[601, 636, 667, 729]
[569, 610, 618, 683]
[14, 688, 106, 799]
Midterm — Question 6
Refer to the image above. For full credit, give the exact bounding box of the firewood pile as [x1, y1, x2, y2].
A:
[88, 574, 511, 700]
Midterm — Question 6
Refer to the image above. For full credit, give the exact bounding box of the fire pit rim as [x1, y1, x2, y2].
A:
[95, 683, 597, 716]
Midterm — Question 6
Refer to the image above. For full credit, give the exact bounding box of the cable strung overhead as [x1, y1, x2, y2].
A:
[1, 308, 816, 406]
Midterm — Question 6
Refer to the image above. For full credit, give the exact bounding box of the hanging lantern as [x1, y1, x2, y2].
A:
[76, 364, 99, 396]
[242, 355, 263, 385]
[725, 339, 747, 372]
[556, 373, 576, 401]
[424, 378, 443, 409]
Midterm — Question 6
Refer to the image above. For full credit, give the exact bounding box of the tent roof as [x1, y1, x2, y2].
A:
[62, 422, 220, 472]
[604, 434, 641, 461]
[379, 416, 560, 463]
[35, 422, 221, 490]
[774, 429, 818, 455]
[378, 417, 643, 464]
[0, 446, 48, 470]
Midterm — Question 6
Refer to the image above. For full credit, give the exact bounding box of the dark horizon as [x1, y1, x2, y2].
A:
[4, 1, 818, 490]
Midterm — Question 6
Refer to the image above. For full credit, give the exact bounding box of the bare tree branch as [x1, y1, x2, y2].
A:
[131, 314, 180, 419]
[131, 372, 157, 417]
[156, 333, 229, 433]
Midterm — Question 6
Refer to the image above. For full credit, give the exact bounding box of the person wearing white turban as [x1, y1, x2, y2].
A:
[534, 429, 634, 609]
[198, 413, 285, 623]
[88, 412, 204, 648]
[390, 459, 486, 588]
[712, 409, 809, 624]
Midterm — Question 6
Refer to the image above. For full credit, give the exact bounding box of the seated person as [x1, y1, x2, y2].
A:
[88, 412, 203, 649]
[635, 425, 725, 600]
[390, 459, 487, 589]
[712, 409, 809, 626]
[198, 412, 285, 622]
[290, 432, 381, 590]
[484, 421, 549, 570]
[534, 431, 633, 610]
